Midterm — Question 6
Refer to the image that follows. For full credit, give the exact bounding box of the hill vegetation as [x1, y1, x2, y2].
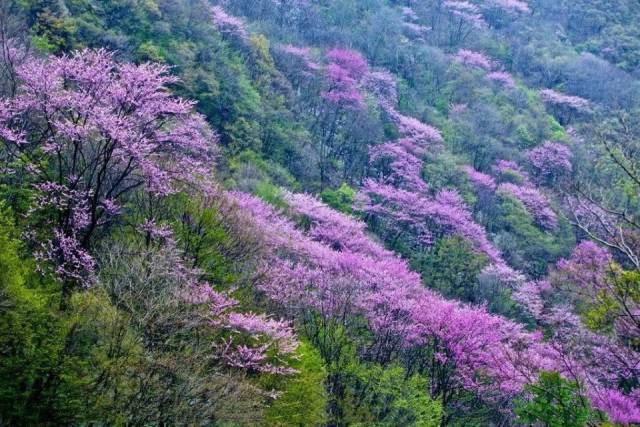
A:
[1, 0, 640, 425]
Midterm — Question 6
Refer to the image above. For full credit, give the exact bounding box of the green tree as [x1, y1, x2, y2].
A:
[344, 363, 443, 427]
[412, 237, 488, 304]
[321, 183, 357, 214]
[263, 341, 328, 426]
[515, 371, 596, 427]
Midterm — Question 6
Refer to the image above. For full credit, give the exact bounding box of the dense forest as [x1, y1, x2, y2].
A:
[1, 0, 640, 425]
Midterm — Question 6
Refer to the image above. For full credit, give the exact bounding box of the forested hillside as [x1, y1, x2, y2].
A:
[1, 0, 640, 425]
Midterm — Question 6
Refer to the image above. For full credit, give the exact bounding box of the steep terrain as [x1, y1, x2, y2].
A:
[1, 0, 640, 425]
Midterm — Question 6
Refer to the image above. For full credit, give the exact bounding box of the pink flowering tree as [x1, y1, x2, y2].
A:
[540, 89, 592, 125]
[454, 49, 493, 70]
[229, 191, 562, 419]
[527, 141, 573, 185]
[481, 0, 530, 28]
[441, 1, 486, 46]
[513, 278, 640, 424]
[554, 241, 640, 343]
[486, 70, 516, 88]
[314, 48, 370, 188]
[0, 49, 217, 292]
[321, 48, 368, 109]
[102, 227, 299, 378]
[210, 5, 250, 42]
[462, 165, 497, 191]
[498, 183, 558, 230]
[356, 180, 502, 262]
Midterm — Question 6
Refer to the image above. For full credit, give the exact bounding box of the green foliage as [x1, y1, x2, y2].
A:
[263, 341, 328, 426]
[491, 194, 573, 278]
[412, 237, 488, 304]
[0, 207, 70, 425]
[547, 116, 567, 141]
[26, 1, 76, 53]
[0, 207, 140, 426]
[136, 41, 166, 62]
[253, 181, 287, 209]
[227, 150, 299, 192]
[577, 269, 640, 341]
[321, 183, 357, 214]
[515, 371, 596, 427]
[344, 363, 443, 427]
[170, 195, 250, 286]
[515, 124, 536, 149]
[421, 153, 475, 199]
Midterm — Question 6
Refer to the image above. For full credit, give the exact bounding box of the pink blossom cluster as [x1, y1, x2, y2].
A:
[540, 89, 591, 112]
[452, 50, 517, 90]
[484, 0, 530, 13]
[461, 165, 497, 191]
[0, 49, 218, 287]
[363, 66, 443, 151]
[183, 281, 298, 375]
[513, 276, 640, 424]
[402, 22, 431, 38]
[443, 1, 486, 28]
[326, 48, 369, 76]
[454, 49, 493, 70]
[279, 44, 321, 71]
[357, 179, 502, 262]
[512, 280, 548, 319]
[283, 191, 395, 260]
[526, 141, 573, 181]
[492, 159, 529, 183]
[0, 100, 24, 144]
[399, 5, 430, 38]
[485, 70, 516, 88]
[400, 6, 419, 21]
[556, 241, 612, 289]
[449, 103, 469, 115]
[392, 112, 444, 144]
[369, 142, 429, 192]
[139, 219, 175, 242]
[35, 229, 97, 286]
[230, 190, 551, 398]
[498, 183, 558, 229]
[363, 71, 398, 109]
[480, 263, 527, 289]
[321, 48, 369, 109]
[463, 160, 558, 231]
[210, 5, 249, 41]
[555, 241, 640, 342]
[589, 389, 640, 425]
